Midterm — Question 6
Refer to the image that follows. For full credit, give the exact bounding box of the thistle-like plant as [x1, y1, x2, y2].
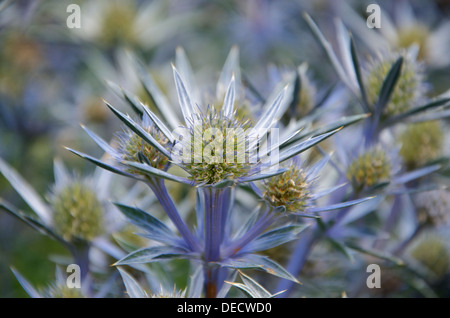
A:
[65, 46, 370, 297]
[275, 14, 447, 297]
[0, 157, 133, 296]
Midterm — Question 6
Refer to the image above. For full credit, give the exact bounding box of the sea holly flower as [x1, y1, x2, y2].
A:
[50, 177, 104, 243]
[337, 0, 450, 69]
[0, 157, 136, 295]
[346, 147, 392, 193]
[275, 128, 442, 296]
[262, 165, 312, 214]
[405, 231, 450, 286]
[363, 49, 427, 119]
[256, 155, 372, 217]
[303, 13, 450, 146]
[0, 157, 115, 245]
[66, 46, 357, 297]
[398, 120, 444, 171]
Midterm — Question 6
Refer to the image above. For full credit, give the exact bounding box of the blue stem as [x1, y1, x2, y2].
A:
[202, 186, 231, 297]
[276, 193, 356, 296]
[276, 228, 317, 296]
[149, 179, 201, 252]
[204, 186, 229, 261]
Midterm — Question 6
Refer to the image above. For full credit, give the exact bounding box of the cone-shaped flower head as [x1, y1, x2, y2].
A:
[398, 121, 443, 170]
[169, 52, 291, 187]
[262, 166, 312, 213]
[115, 121, 171, 174]
[177, 105, 254, 185]
[50, 180, 104, 243]
[365, 50, 425, 117]
[346, 147, 391, 192]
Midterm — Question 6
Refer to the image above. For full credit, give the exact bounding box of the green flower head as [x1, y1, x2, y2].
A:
[409, 233, 450, 280]
[399, 121, 443, 170]
[262, 166, 312, 213]
[115, 122, 171, 174]
[179, 106, 254, 185]
[346, 147, 391, 192]
[365, 50, 425, 118]
[51, 180, 103, 243]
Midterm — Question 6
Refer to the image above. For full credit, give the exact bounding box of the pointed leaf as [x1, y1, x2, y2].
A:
[105, 101, 172, 159]
[11, 268, 42, 298]
[217, 46, 241, 101]
[141, 105, 175, 143]
[0, 157, 51, 224]
[306, 196, 375, 213]
[303, 13, 359, 96]
[350, 35, 370, 112]
[114, 246, 190, 266]
[114, 202, 181, 246]
[65, 147, 141, 180]
[187, 265, 204, 298]
[105, 80, 144, 117]
[384, 97, 450, 126]
[253, 85, 287, 131]
[81, 125, 117, 156]
[285, 114, 369, 148]
[172, 65, 196, 125]
[244, 224, 309, 254]
[238, 168, 287, 183]
[376, 57, 403, 115]
[222, 75, 236, 118]
[53, 158, 70, 187]
[221, 254, 300, 284]
[117, 267, 148, 298]
[392, 164, 441, 184]
[227, 271, 272, 298]
[175, 46, 199, 103]
[327, 238, 354, 262]
[345, 242, 404, 266]
[123, 161, 192, 184]
[130, 53, 180, 129]
[278, 128, 341, 164]
[0, 199, 67, 246]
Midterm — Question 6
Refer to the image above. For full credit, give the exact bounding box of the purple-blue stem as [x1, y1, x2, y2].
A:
[148, 178, 201, 252]
[203, 186, 231, 297]
[276, 183, 355, 296]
